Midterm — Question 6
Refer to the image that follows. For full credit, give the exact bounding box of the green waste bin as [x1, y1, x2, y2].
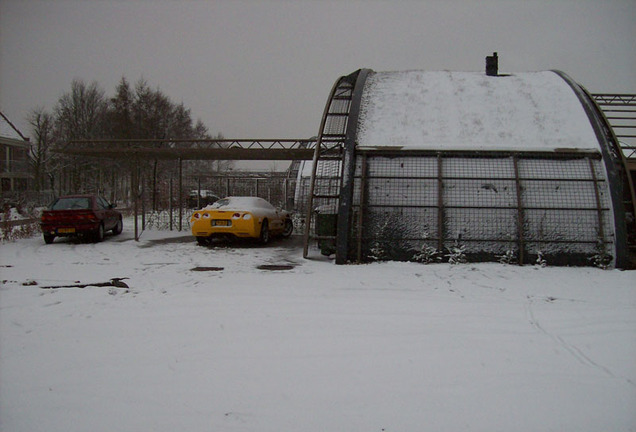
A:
[315, 211, 337, 256]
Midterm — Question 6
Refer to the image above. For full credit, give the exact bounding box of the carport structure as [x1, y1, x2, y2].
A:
[59, 139, 316, 240]
[62, 139, 316, 161]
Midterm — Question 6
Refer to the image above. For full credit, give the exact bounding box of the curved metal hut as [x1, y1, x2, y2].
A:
[303, 66, 635, 268]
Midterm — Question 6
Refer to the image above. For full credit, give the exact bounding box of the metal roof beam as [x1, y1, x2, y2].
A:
[59, 146, 315, 161]
[56, 139, 317, 160]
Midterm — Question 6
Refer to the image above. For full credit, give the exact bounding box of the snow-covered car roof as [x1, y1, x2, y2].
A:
[204, 196, 275, 212]
[356, 70, 600, 152]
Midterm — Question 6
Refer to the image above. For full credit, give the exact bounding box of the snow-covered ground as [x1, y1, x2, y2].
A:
[1, 223, 635, 432]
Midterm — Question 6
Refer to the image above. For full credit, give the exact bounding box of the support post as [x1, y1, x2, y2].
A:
[588, 156, 606, 248]
[132, 161, 139, 241]
[178, 157, 183, 231]
[169, 176, 174, 231]
[284, 179, 289, 210]
[141, 175, 145, 232]
[437, 153, 444, 253]
[513, 155, 526, 265]
[356, 153, 368, 262]
[197, 177, 201, 209]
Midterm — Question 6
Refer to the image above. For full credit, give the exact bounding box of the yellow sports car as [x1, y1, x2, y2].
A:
[190, 196, 293, 245]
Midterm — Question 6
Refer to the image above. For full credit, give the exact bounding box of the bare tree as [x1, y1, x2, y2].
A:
[28, 107, 57, 191]
[54, 79, 109, 193]
[27, 75, 227, 206]
[55, 79, 108, 140]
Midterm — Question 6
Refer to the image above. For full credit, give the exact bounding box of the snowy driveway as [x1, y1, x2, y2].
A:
[1, 227, 635, 431]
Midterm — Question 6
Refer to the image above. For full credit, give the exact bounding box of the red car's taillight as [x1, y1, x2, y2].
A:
[72, 213, 97, 222]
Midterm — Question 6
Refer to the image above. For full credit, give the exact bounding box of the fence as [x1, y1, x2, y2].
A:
[5, 154, 301, 237]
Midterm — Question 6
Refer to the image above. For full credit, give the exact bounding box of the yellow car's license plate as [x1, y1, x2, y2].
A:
[212, 220, 231, 227]
[57, 228, 76, 234]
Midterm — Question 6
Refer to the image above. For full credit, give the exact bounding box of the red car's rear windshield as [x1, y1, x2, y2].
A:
[51, 197, 91, 210]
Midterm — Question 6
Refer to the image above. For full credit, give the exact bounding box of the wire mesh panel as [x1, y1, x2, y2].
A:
[521, 180, 599, 208]
[323, 116, 348, 136]
[366, 157, 438, 177]
[351, 154, 440, 261]
[518, 156, 612, 264]
[363, 178, 438, 207]
[294, 175, 312, 212]
[518, 158, 593, 180]
[444, 178, 517, 208]
[443, 207, 518, 253]
[524, 209, 601, 245]
[444, 157, 515, 179]
[347, 151, 614, 265]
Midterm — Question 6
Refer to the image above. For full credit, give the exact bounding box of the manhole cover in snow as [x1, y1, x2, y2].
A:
[190, 267, 224, 272]
[257, 264, 295, 271]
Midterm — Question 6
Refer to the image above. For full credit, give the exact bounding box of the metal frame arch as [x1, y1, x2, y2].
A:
[335, 68, 372, 263]
[302, 71, 354, 258]
[552, 69, 634, 268]
[302, 69, 372, 260]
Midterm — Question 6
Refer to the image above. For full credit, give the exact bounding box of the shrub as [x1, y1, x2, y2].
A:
[446, 241, 467, 264]
[413, 245, 442, 264]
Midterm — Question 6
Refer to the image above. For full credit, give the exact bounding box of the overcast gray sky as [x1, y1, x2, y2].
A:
[1, 0, 635, 141]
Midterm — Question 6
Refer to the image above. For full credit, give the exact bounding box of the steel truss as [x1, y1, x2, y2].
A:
[60, 139, 316, 160]
[593, 94, 636, 160]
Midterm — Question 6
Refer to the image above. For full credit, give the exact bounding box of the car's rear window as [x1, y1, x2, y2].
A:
[51, 197, 91, 210]
[210, 198, 231, 209]
[209, 197, 271, 210]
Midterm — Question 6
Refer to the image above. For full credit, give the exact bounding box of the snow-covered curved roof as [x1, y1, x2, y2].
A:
[356, 71, 600, 152]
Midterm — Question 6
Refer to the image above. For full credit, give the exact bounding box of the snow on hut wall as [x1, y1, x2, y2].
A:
[349, 153, 614, 265]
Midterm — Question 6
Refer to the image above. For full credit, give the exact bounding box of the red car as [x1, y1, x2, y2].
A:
[40, 194, 123, 244]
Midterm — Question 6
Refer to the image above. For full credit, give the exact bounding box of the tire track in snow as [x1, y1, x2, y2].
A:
[524, 296, 634, 387]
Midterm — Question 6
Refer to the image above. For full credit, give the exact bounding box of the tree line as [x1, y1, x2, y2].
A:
[28, 77, 231, 204]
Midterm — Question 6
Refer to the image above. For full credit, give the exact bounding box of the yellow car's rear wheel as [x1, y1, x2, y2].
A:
[260, 220, 270, 244]
[282, 219, 293, 238]
[196, 236, 211, 246]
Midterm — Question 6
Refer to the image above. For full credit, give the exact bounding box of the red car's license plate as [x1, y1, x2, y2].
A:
[212, 220, 231, 227]
[57, 228, 76, 234]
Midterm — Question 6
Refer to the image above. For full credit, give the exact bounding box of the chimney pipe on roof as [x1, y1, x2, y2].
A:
[486, 52, 498, 76]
